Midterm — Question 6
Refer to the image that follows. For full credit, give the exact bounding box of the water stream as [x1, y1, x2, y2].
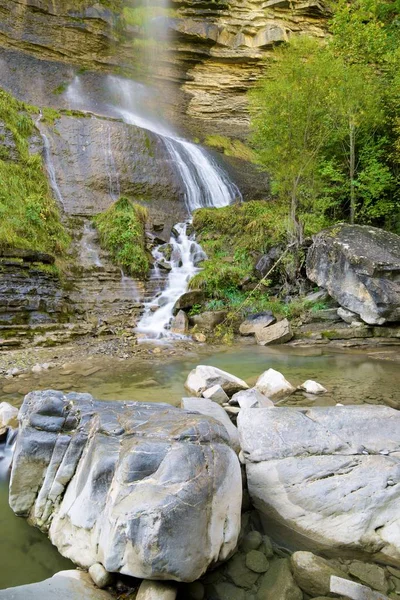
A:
[36, 113, 65, 210]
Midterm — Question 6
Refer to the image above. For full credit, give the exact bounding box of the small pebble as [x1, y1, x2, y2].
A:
[88, 562, 113, 588]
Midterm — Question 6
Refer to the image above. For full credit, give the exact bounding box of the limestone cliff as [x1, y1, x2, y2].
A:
[0, 0, 330, 136]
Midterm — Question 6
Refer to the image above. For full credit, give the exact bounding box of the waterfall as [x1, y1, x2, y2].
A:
[0, 429, 17, 481]
[104, 123, 121, 202]
[36, 113, 65, 210]
[80, 221, 103, 268]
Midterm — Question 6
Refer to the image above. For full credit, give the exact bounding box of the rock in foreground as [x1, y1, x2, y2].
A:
[10, 391, 242, 582]
[307, 224, 400, 325]
[238, 405, 400, 565]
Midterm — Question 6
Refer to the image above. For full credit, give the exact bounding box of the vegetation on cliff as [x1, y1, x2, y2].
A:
[249, 0, 400, 246]
[0, 89, 69, 260]
[94, 197, 149, 278]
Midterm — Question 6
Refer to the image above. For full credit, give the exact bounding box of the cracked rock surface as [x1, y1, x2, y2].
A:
[238, 405, 400, 566]
[9, 390, 242, 582]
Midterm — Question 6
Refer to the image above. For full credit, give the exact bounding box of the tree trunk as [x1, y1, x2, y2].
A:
[349, 120, 356, 224]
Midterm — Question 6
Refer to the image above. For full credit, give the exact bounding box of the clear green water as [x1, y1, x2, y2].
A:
[0, 344, 399, 589]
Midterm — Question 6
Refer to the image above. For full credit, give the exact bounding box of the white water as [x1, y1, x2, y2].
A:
[0, 429, 17, 481]
[80, 221, 103, 268]
[65, 75, 241, 338]
[36, 113, 65, 210]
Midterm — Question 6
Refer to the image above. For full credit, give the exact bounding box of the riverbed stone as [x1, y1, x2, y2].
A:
[173, 290, 204, 315]
[255, 369, 295, 400]
[0, 570, 113, 600]
[256, 558, 303, 600]
[182, 397, 240, 453]
[88, 563, 113, 589]
[240, 531, 263, 552]
[230, 388, 274, 409]
[298, 380, 327, 394]
[9, 391, 242, 582]
[214, 582, 246, 600]
[136, 580, 177, 600]
[202, 384, 229, 405]
[306, 224, 400, 325]
[238, 405, 400, 565]
[330, 575, 391, 600]
[290, 551, 350, 596]
[190, 310, 227, 331]
[0, 402, 19, 430]
[186, 581, 205, 600]
[246, 550, 269, 573]
[255, 319, 293, 346]
[185, 365, 249, 397]
[225, 552, 260, 588]
[171, 310, 188, 334]
[239, 312, 276, 336]
[348, 561, 389, 593]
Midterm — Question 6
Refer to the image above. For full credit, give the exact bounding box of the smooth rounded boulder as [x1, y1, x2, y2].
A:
[9, 391, 242, 582]
[185, 365, 249, 397]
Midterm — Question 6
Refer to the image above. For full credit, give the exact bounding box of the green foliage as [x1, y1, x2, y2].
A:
[94, 197, 149, 278]
[0, 88, 69, 259]
[122, 6, 176, 28]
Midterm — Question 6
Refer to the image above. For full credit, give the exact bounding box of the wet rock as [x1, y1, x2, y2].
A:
[239, 312, 276, 336]
[0, 570, 114, 600]
[182, 397, 240, 453]
[202, 385, 229, 406]
[157, 260, 172, 271]
[348, 561, 389, 594]
[255, 319, 293, 346]
[230, 388, 274, 409]
[171, 310, 189, 334]
[190, 310, 227, 331]
[255, 368, 295, 400]
[214, 581, 246, 600]
[240, 531, 263, 553]
[185, 365, 249, 397]
[0, 402, 19, 430]
[238, 405, 400, 565]
[245, 550, 269, 573]
[290, 551, 350, 596]
[256, 558, 302, 600]
[173, 291, 204, 315]
[136, 580, 177, 600]
[298, 380, 327, 394]
[10, 391, 241, 582]
[88, 563, 113, 589]
[225, 552, 260, 588]
[307, 224, 400, 325]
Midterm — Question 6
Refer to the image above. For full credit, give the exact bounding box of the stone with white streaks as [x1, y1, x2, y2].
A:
[238, 405, 400, 565]
[9, 391, 242, 582]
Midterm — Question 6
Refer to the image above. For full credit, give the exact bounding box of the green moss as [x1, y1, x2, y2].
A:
[42, 107, 61, 125]
[94, 197, 149, 278]
[0, 88, 70, 261]
[122, 6, 176, 28]
[205, 135, 257, 163]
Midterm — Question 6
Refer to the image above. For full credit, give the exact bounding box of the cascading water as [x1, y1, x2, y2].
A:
[36, 112, 65, 210]
[65, 75, 241, 339]
[104, 123, 121, 202]
[80, 221, 103, 268]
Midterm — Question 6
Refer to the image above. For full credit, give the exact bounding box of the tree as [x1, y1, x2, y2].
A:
[249, 38, 336, 246]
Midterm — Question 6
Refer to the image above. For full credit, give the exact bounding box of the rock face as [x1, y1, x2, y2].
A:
[10, 391, 242, 582]
[307, 224, 400, 325]
[239, 312, 276, 336]
[185, 365, 249, 397]
[238, 405, 400, 565]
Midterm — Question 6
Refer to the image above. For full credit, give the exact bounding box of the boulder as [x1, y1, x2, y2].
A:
[238, 405, 400, 565]
[202, 385, 229, 405]
[88, 563, 113, 589]
[136, 580, 177, 600]
[348, 561, 389, 594]
[0, 402, 19, 430]
[255, 319, 293, 346]
[230, 388, 274, 409]
[255, 369, 295, 400]
[306, 224, 400, 325]
[171, 310, 189, 334]
[9, 391, 242, 582]
[298, 380, 327, 395]
[255, 248, 282, 278]
[190, 311, 227, 331]
[173, 291, 204, 315]
[185, 365, 249, 397]
[290, 551, 350, 596]
[256, 558, 302, 600]
[0, 570, 113, 600]
[337, 307, 362, 325]
[239, 312, 276, 336]
[182, 397, 240, 453]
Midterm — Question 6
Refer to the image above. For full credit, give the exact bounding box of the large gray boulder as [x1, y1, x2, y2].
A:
[182, 397, 240, 453]
[238, 405, 400, 566]
[307, 224, 400, 325]
[9, 391, 242, 582]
